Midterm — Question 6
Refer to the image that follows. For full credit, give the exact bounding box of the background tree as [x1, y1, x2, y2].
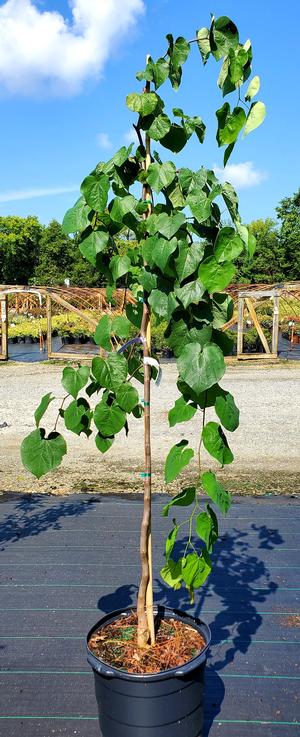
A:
[276, 188, 300, 280]
[30, 220, 75, 285]
[0, 215, 42, 284]
[234, 218, 286, 283]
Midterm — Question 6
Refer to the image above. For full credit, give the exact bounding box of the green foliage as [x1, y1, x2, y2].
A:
[0, 215, 42, 284]
[20, 12, 265, 606]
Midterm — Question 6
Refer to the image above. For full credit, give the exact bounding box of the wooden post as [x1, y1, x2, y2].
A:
[237, 297, 244, 356]
[245, 297, 271, 354]
[0, 296, 8, 360]
[272, 294, 280, 356]
[46, 294, 52, 358]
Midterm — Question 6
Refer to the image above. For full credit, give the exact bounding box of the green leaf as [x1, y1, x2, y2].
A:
[196, 27, 211, 64]
[165, 440, 194, 483]
[21, 429, 67, 479]
[168, 396, 197, 427]
[64, 398, 92, 436]
[152, 58, 170, 89]
[216, 103, 246, 146]
[181, 552, 211, 587]
[146, 161, 176, 193]
[163, 487, 196, 516]
[139, 268, 158, 291]
[111, 315, 131, 339]
[147, 114, 171, 141]
[79, 230, 110, 266]
[94, 397, 127, 437]
[202, 470, 231, 515]
[212, 16, 239, 60]
[126, 92, 161, 117]
[160, 124, 187, 153]
[211, 293, 234, 328]
[214, 227, 244, 263]
[247, 232, 257, 258]
[175, 242, 205, 283]
[186, 190, 211, 223]
[177, 342, 225, 397]
[95, 433, 114, 454]
[196, 507, 218, 553]
[152, 237, 177, 273]
[229, 47, 248, 84]
[199, 256, 235, 292]
[224, 142, 235, 166]
[126, 301, 143, 328]
[110, 255, 131, 281]
[94, 315, 112, 351]
[243, 101, 266, 137]
[151, 211, 186, 239]
[115, 382, 139, 413]
[92, 353, 128, 392]
[245, 75, 260, 102]
[222, 182, 239, 220]
[215, 392, 239, 431]
[165, 524, 179, 560]
[80, 173, 110, 212]
[62, 197, 89, 234]
[175, 279, 205, 309]
[34, 393, 55, 428]
[167, 35, 190, 66]
[62, 366, 90, 399]
[160, 558, 182, 589]
[110, 195, 137, 223]
[202, 421, 234, 465]
[148, 289, 178, 320]
[167, 320, 212, 357]
[178, 167, 207, 194]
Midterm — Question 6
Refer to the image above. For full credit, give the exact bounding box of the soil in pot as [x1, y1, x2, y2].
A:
[88, 611, 206, 674]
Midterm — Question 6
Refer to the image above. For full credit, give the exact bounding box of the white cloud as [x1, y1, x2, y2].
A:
[96, 132, 112, 150]
[213, 161, 267, 189]
[0, 185, 78, 202]
[124, 127, 139, 145]
[0, 0, 145, 96]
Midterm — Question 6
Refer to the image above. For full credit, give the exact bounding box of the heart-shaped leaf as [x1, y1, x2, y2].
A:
[199, 255, 235, 292]
[168, 396, 197, 427]
[94, 398, 126, 437]
[202, 421, 234, 465]
[80, 173, 110, 212]
[21, 429, 67, 479]
[177, 342, 225, 396]
[164, 440, 194, 483]
[215, 392, 239, 431]
[62, 366, 90, 399]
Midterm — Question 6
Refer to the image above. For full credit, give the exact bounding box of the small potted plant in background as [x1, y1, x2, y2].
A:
[21, 14, 265, 737]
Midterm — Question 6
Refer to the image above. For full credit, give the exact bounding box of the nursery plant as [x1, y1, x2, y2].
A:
[21, 12, 265, 735]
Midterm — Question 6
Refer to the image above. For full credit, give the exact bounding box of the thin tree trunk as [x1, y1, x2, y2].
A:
[136, 62, 155, 649]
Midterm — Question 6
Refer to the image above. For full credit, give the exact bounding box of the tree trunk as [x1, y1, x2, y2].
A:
[136, 63, 155, 649]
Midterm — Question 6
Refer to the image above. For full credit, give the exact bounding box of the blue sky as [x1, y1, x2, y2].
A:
[0, 0, 299, 227]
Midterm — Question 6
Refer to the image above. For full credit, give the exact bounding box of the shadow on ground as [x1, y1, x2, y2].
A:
[0, 494, 101, 546]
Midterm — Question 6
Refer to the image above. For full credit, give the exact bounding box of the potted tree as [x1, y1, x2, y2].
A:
[21, 13, 265, 737]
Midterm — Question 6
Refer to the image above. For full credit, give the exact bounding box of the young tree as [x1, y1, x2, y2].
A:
[21, 15, 265, 649]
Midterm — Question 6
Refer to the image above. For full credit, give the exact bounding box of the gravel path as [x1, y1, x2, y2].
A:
[0, 361, 299, 495]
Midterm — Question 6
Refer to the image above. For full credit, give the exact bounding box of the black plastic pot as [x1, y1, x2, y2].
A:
[87, 606, 211, 737]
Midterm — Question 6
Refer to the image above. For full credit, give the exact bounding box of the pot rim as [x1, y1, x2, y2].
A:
[86, 605, 211, 682]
